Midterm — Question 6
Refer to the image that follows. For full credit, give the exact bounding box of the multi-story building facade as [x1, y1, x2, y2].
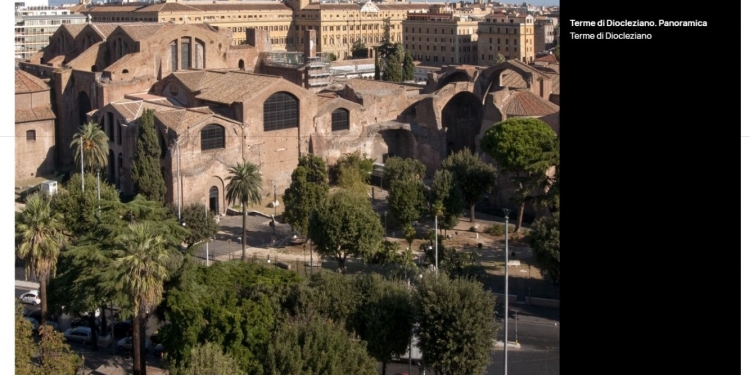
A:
[402, 6, 479, 65]
[534, 17, 555, 53]
[72, 0, 431, 60]
[476, 12, 534, 65]
[15, 69, 56, 185]
[15, 7, 86, 60]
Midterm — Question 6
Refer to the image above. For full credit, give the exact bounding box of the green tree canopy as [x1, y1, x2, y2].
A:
[414, 274, 497, 375]
[283, 155, 328, 237]
[495, 53, 506, 64]
[16, 193, 66, 328]
[170, 203, 219, 250]
[264, 317, 378, 375]
[402, 50, 415, 81]
[333, 150, 374, 194]
[70, 120, 109, 173]
[158, 261, 303, 373]
[383, 53, 403, 82]
[168, 342, 243, 375]
[480, 118, 558, 231]
[51, 173, 120, 238]
[528, 212, 560, 283]
[384, 157, 427, 229]
[351, 39, 368, 58]
[225, 161, 263, 262]
[16, 302, 82, 375]
[309, 190, 382, 272]
[111, 221, 179, 375]
[131, 109, 167, 202]
[441, 149, 497, 222]
[431, 169, 464, 234]
[357, 278, 415, 375]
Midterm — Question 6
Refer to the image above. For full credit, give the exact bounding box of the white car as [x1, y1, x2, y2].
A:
[64, 326, 112, 346]
[117, 336, 150, 352]
[19, 290, 40, 305]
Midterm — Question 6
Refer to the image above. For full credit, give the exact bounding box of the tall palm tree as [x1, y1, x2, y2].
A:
[225, 162, 263, 262]
[70, 120, 110, 192]
[112, 222, 174, 375]
[16, 193, 66, 330]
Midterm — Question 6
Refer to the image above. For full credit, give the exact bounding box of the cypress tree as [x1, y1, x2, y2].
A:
[374, 48, 380, 80]
[383, 54, 402, 83]
[402, 51, 415, 81]
[131, 109, 167, 202]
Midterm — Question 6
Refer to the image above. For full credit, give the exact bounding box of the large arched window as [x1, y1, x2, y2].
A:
[331, 108, 349, 132]
[263, 92, 299, 131]
[201, 124, 225, 151]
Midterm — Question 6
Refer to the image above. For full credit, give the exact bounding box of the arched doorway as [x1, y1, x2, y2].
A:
[442, 92, 483, 155]
[77, 91, 91, 126]
[209, 186, 219, 216]
[238, 59, 245, 70]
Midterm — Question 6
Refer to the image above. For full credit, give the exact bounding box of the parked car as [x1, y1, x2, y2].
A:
[117, 336, 151, 352]
[113, 320, 132, 338]
[19, 290, 40, 305]
[70, 316, 101, 328]
[63, 326, 112, 346]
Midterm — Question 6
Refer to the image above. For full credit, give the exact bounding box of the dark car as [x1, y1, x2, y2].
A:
[113, 320, 132, 339]
[70, 317, 100, 329]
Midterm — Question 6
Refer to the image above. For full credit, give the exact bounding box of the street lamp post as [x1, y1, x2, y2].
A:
[80, 134, 85, 192]
[96, 168, 101, 214]
[503, 208, 510, 375]
[273, 184, 277, 217]
[205, 205, 209, 267]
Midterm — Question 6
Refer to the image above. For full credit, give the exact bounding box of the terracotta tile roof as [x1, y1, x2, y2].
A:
[501, 90, 559, 117]
[378, 4, 432, 10]
[111, 101, 143, 121]
[15, 104, 56, 123]
[505, 59, 550, 79]
[319, 3, 360, 10]
[47, 55, 66, 66]
[500, 69, 526, 89]
[119, 24, 167, 41]
[85, 5, 146, 13]
[154, 109, 186, 131]
[90, 24, 120, 39]
[172, 71, 207, 92]
[190, 107, 214, 114]
[188, 3, 292, 11]
[134, 3, 201, 13]
[15, 69, 49, 93]
[66, 41, 104, 71]
[535, 54, 558, 64]
[61, 23, 87, 39]
[550, 74, 559, 95]
[195, 72, 282, 105]
[66, 4, 87, 13]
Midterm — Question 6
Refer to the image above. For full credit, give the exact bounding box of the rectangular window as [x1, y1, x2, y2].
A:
[170, 43, 178, 71]
[181, 39, 190, 70]
[26, 130, 36, 141]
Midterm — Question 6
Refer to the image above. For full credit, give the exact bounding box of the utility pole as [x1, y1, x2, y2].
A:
[503, 208, 510, 375]
[205, 204, 209, 267]
[177, 143, 181, 222]
[80, 134, 85, 192]
[434, 214, 438, 276]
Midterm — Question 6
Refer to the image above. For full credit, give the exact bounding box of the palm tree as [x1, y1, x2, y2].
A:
[112, 222, 175, 375]
[16, 193, 66, 330]
[225, 162, 263, 262]
[70, 120, 110, 192]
